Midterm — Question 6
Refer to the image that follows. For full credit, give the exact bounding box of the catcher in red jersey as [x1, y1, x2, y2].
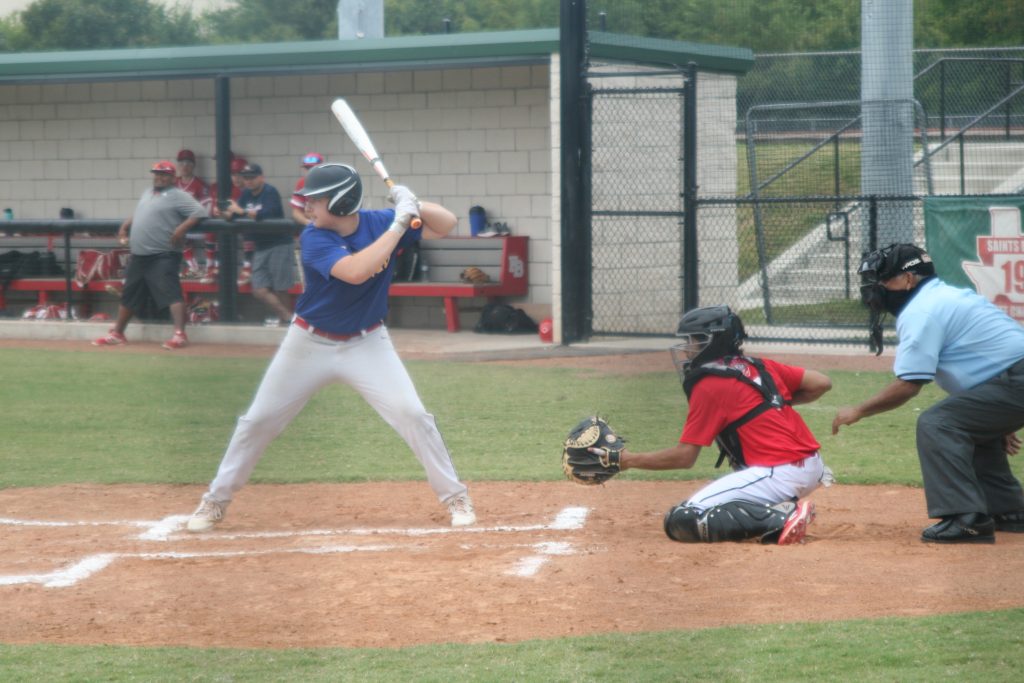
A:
[619, 306, 834, 545]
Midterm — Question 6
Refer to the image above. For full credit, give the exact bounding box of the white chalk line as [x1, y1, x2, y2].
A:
[0, 544, 398, 589]
[194, 506, 591, 541]
[0, 515, 189, 542]
[0, 506, 591, 587]
[507, 541, 576, 577]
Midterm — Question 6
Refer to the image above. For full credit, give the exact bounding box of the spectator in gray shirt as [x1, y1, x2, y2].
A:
[93, 160, 208, 350]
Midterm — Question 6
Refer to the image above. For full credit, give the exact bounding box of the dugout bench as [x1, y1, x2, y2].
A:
[0, 232, 303, 317]
[1, 232, 528, 331]
[390, 236, 529, 332]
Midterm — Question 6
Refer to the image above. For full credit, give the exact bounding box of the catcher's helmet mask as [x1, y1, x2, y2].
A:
[670, 305, 747, 381]
[300, 163, 363, 216]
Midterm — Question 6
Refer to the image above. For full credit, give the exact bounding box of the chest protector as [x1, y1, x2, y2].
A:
[682, 355, 786, 471]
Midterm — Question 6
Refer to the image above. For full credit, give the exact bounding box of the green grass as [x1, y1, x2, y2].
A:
[0, 347, 940, 488]
[1, 609, 1021, 682]
[1, 346, 1021, 681]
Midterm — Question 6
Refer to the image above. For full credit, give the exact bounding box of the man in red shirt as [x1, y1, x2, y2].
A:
[619, 306, 834, 545]
[175, 149, 210, 208]
[175, 149, 211, 277]
[207, 155, 249, 284]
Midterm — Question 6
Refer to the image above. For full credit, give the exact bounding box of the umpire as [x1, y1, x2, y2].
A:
[833, 243, 1024, 544]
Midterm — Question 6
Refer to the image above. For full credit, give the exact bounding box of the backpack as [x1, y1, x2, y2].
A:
[474, 303, 538, 334]
[393, 243, 422, 282]
[0, 250, 23, 288]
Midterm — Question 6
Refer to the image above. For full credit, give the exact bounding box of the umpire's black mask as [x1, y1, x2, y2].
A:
[857, 244, 936, 353]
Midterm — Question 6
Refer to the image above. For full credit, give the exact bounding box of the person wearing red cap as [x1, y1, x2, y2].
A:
[209, 155, 248, 217]
[175, 149, 211, 278]
[175, 149, 210, 208]
[291, 152, 325, 225]
[92, 161, 208, 350]
[208, 155, 251, 284]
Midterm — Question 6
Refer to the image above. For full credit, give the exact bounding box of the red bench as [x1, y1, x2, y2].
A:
[390, 236, 529, 332]
[1, 235, 529, 332]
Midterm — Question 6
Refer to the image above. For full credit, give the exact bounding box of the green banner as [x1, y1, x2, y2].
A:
[923, 196, 1024, 322]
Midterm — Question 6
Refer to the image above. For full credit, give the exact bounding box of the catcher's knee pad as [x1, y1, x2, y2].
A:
[700, 500, 793, 544]
[663, 505, 703, 542]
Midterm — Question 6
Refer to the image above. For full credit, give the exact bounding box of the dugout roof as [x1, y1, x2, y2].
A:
[0, 29, 753, 84]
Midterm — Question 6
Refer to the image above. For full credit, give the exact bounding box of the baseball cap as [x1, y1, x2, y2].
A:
[239, 163, 263, 177]
[301, 152, 325, 168]
[151, 160, 177, 174]
[861, 243, 935, 283]
[230, 157, 248, 173]
[177, 149, 196, 162]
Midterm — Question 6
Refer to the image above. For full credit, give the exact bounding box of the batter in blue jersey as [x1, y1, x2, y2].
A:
[186, 163, 476, 531]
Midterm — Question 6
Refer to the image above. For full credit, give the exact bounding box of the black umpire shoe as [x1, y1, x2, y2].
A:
[993, 510, 1024, 532]
[921, 513, 995, 544]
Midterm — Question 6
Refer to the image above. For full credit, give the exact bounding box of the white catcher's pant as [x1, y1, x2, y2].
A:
[685, 452, 831, 512]
[205, 323, 468, 505]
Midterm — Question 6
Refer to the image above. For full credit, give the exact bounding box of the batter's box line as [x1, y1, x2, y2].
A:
[0, 506, 590, 543]
[185, 506, 591, 541]
[0, 544, 399, 589]
[0, 507, 591, 587]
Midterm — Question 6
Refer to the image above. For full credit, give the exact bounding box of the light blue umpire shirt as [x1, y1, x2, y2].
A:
[893, 277, 1024, 394]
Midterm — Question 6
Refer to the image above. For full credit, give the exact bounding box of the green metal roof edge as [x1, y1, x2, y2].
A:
[589, 32, 753, 74]
[0, 28, 751, 81]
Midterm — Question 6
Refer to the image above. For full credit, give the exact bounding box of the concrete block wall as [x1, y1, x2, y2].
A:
[0, 64, 554, 328]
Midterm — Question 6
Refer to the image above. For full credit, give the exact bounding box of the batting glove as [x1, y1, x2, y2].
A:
[389, 185, 419, 216]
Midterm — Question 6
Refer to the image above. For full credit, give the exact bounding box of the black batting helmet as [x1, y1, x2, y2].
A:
[300, 163, 363, 216]
[670, 305, 747, 377]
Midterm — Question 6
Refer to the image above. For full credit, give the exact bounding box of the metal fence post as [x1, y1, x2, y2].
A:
[939, 59, 946, 141]
[559, 0, 590, 343]
[214, 75, 238, 323]
[868, 196, 879, 253]
[682, 62, 699, 313]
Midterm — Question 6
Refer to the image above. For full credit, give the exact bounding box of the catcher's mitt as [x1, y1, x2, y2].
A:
[460, 266, 491, 284]
[561, 416, 625, 486]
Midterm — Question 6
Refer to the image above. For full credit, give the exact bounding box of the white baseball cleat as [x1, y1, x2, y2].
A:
[187, 497, 226, 533]
[447, 493, 476, 527]
[777, 500, 815, 545]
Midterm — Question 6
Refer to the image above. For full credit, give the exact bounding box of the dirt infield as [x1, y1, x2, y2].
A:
[2, 338, 1019, 650]
[2, 481, 1023, 649]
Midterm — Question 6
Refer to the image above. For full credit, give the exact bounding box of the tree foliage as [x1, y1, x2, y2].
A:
[384, 0, 557, 35]
[9, 0, 199, 51]
[0, 0, 1020, 53]
[916, 0, 1024, 48]
[202, 0, 338, 44]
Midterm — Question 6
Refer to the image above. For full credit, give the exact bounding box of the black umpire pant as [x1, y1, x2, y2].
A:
[916, 357, 1024, 518]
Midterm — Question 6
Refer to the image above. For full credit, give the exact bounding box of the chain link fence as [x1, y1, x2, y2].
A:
[589, 83, 687, 335]
[736, 48, 1024, 200]
[691, 47, 1024, 344]
[698, 195, 922, 347]
[576, 2, 1024, 342]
